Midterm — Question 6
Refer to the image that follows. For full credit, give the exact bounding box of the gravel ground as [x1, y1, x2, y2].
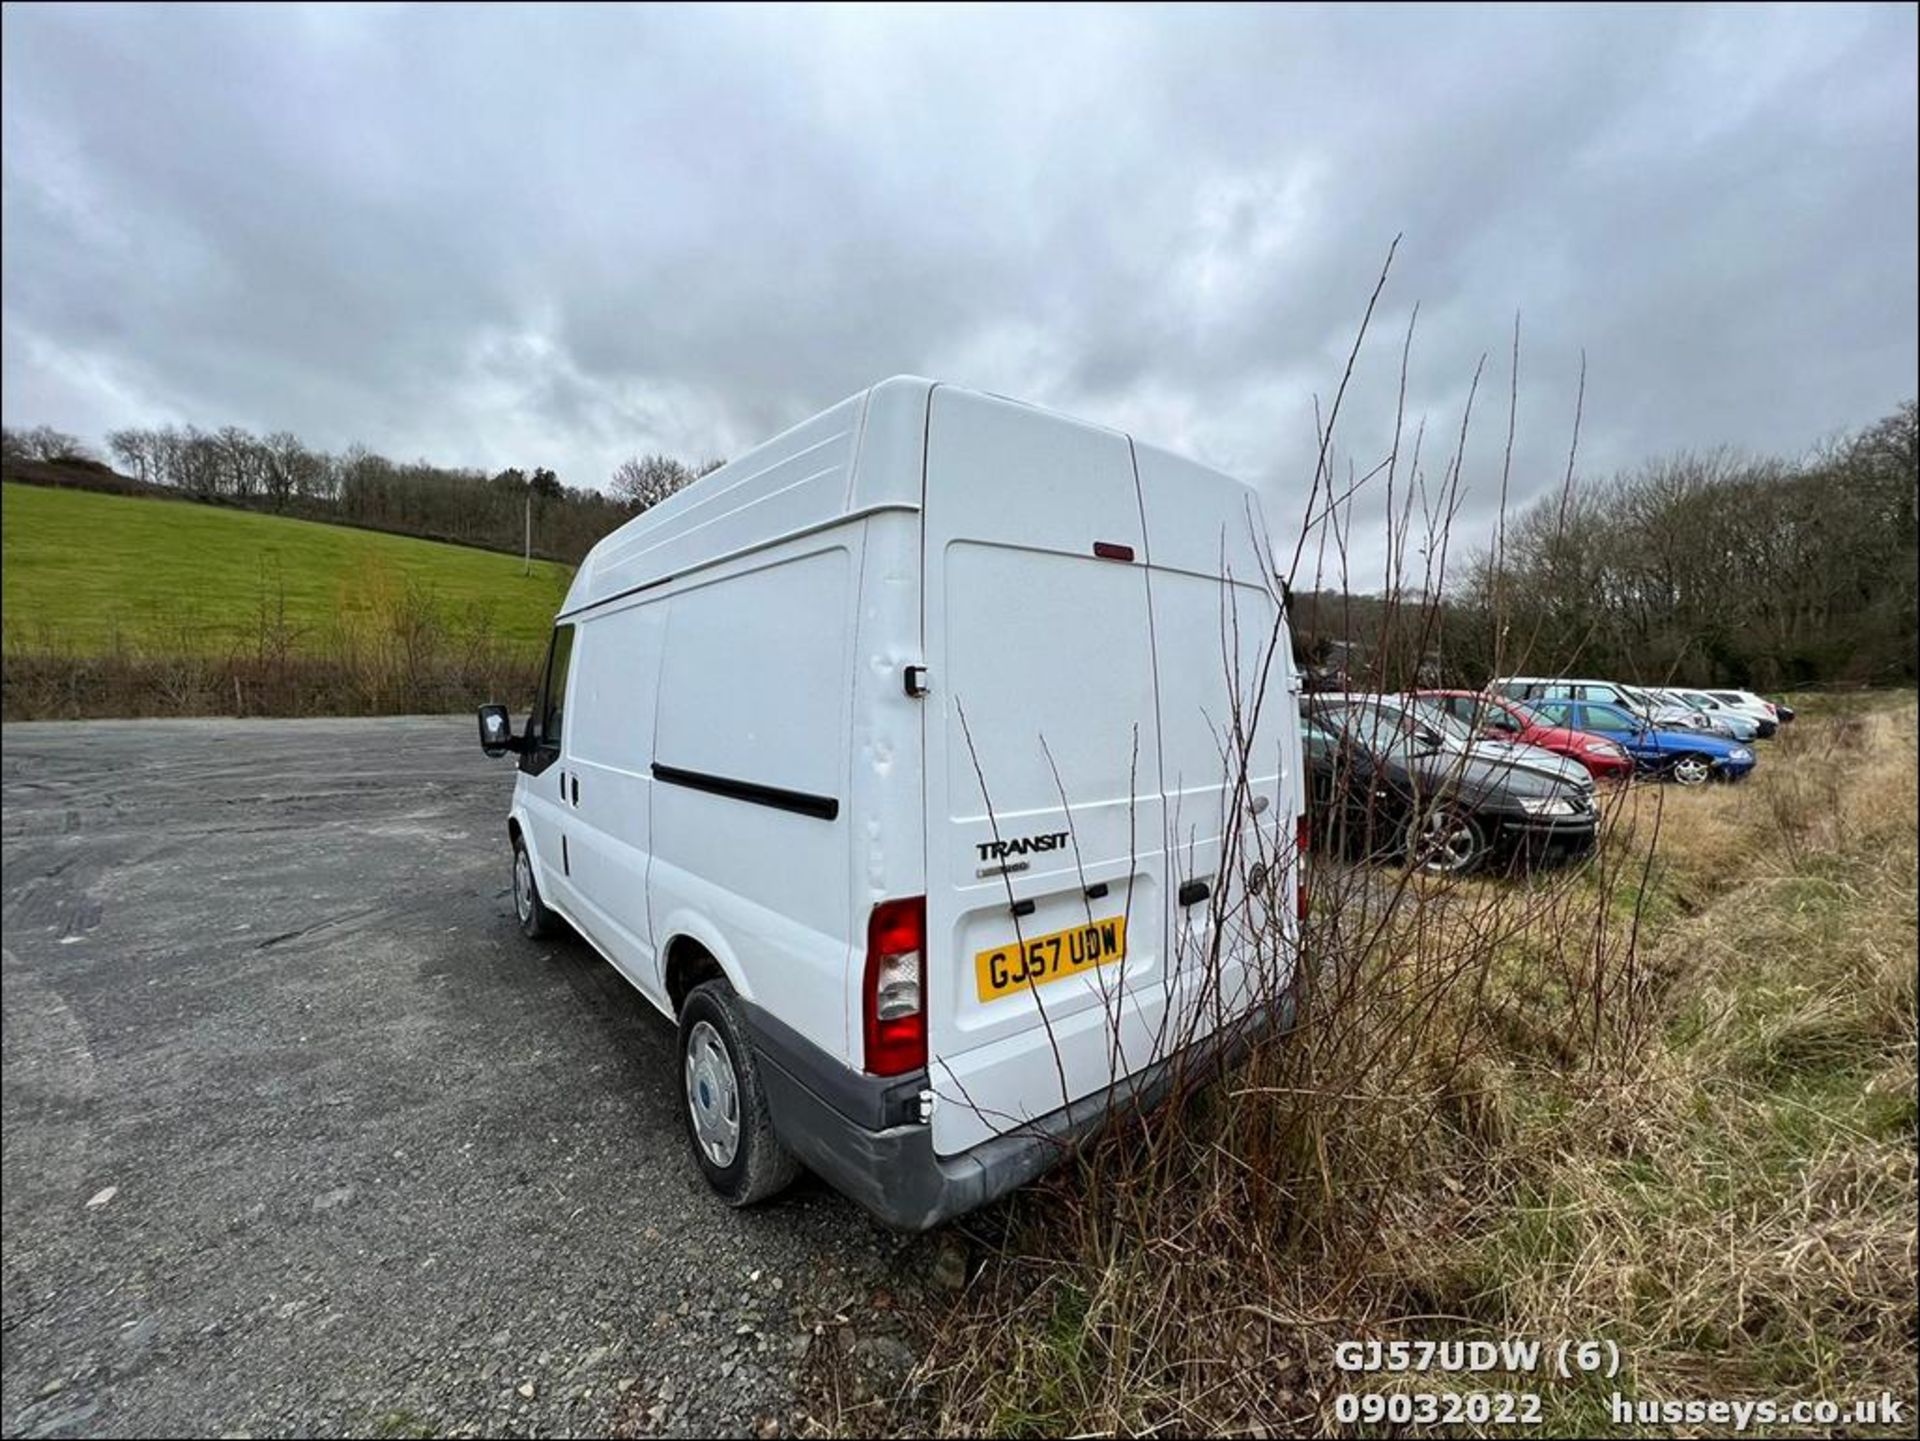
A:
[1, 716, 933, 1439]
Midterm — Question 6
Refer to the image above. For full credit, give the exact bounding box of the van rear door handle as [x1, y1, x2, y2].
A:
[570, 774, 579, 806]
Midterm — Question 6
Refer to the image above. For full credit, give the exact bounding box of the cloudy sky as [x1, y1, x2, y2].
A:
[4, 2, 1915, 583]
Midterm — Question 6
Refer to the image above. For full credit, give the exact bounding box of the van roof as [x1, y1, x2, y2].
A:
[561, 376, 935, 617]
[560, 377, 1267, 618]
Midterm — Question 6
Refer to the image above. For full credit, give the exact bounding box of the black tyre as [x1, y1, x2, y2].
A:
[1404, 804, 1490, 875]
[1668, 754, 1713, 787]
[511, 832, 559, 939]
[678, 979, 800, 1208]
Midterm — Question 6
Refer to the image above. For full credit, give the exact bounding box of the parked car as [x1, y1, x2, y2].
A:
[1301, 694, 1599, 874]
[1318, 692, 1593, 785]
[474, 377, 1306, 1231]
[1702, 688, 1792, 728]
[1615, 682, 1728, 734]
[1417, 689, 1634, 781]
[1492, 676, 1712, 732]
[1519, 699, 1756, 785]
[1658, 688, 1770, 740]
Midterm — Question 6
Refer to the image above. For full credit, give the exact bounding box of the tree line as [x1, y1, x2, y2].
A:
[1438, 400, 1918, 688]
[1, 423, 721, 564]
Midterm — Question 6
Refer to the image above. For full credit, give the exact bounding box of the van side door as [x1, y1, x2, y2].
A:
[520, 623, 580, 913]
[558, 603, 668, 997]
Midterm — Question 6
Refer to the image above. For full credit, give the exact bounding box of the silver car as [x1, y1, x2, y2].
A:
[1656, 688, 1762, 741]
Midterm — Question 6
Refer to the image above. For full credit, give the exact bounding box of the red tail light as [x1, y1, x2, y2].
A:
[863, 897, 926, 1076]
[1295, 815, 1311, 921]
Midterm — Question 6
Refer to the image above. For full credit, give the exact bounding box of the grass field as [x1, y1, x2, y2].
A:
[2, 481, 573, 658]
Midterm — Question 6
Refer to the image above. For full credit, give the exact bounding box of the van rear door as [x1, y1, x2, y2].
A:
[1132, 443, 1301, 1033]
[920, 390, 1173, 1158]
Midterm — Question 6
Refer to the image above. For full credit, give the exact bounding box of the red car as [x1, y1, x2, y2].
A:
[1416, 689, 1636, 782]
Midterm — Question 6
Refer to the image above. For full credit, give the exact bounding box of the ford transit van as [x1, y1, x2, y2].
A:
[476, 377, 1306, 1229]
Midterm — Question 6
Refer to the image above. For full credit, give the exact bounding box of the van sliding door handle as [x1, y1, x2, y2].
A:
[570, 774, 580, 806]
[1178, 880, 1211, 907]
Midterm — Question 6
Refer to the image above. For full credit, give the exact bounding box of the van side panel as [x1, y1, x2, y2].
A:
[842, 508, 928, 1063]
[563, 598, 670, 1001]
[648, 540, 859, 1059]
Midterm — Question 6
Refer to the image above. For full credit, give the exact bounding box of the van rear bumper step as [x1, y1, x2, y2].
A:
[740, 992, 1298, 1233]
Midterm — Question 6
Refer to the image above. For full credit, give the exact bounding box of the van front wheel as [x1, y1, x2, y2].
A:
[511, 834, 558, 939]
[678, 980, 800, 1208]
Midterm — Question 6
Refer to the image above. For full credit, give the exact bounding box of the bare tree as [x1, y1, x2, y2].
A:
[3, 425, 94, 464]
[262, 431, 312, 509]
[610, 453, 695, 513]
[107, 429, 157, 483]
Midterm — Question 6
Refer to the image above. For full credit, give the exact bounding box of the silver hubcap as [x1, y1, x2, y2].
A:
[685, 1021, 741, 1168]
[1673, 757, 1710, 786]
[1412, 809, 1479, 873]
[513, 849, 534, 922]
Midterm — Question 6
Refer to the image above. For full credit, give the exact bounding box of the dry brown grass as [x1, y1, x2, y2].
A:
[905, 697, 1918, 1438]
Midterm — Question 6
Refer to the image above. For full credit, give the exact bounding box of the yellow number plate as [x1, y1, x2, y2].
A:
[975, 916, 1128, 1002]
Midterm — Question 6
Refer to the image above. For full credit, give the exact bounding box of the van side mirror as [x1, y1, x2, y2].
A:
[477, 703, 522, 757]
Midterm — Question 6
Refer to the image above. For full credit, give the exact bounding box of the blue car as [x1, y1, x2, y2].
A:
[1521, 700, 1755, 786]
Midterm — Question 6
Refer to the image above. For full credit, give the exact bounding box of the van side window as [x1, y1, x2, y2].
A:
[537, 624, 577, 748]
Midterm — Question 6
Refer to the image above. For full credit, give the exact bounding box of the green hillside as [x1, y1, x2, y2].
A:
[2, 481, 573, 657]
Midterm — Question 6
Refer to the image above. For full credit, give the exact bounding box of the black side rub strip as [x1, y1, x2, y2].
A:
[652, 763, 840, 821]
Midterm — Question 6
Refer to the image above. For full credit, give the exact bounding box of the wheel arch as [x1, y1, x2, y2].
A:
[658, 916, 753, 1018]
[505, 806, 544, 874]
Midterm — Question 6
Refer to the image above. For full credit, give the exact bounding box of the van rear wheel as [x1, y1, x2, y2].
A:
[678, 980, 799, 1208]
[511, 833, 558, 939]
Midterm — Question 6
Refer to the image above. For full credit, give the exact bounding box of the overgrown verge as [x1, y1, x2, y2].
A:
[895, 697, 1916, 1437]
[3, 575, 543, 720]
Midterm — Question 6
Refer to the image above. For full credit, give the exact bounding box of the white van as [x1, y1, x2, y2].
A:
[476, 377, 1306, 1230]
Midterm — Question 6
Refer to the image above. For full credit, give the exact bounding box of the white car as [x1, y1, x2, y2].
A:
[476, 377, 1306, 1230]
[1697, 688, 1787, 733]
[1655, 688, 1765, 741]
[1616, 683, 1723, 733]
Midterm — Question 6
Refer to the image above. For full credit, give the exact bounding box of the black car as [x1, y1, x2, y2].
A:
[1301, 696, 1600, 875]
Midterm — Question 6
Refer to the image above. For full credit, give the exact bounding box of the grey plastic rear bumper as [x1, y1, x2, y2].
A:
[740, 995, 1295, 1232]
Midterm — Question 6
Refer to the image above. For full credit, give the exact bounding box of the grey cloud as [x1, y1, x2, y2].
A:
[4, 2, 1914, 584]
